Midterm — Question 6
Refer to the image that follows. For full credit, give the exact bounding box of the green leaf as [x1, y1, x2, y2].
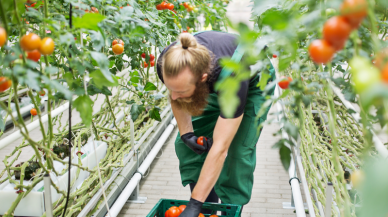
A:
[90, 30, 104, 51]
[45, 66, 59, 74]
[152, 92, 165, 100]
[90, 52, 114, 82]
[73, 95, 93, 127]
[279, 145, 291, 171]
[126, 100, 135, 105]
[261, 10, 289, 30]
[144, 82, 157, 91]
[90, 70, 118, 89]
[130, 104, 145, 121]
[59, 33, 75, 46]
[149, 107, 161, 121]
[73, 13, 105, 31]
[258, 72, 271, 90]
[283, 121, 298, 141]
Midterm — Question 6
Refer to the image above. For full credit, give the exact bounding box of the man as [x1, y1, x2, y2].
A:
[156, 31, 275, 216]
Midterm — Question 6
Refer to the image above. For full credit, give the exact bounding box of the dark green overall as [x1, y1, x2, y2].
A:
[174, 31, 276, 205]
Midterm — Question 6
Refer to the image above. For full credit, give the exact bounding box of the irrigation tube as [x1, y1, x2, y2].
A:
[0, 101, 70, 150]
[274, 85, 311, 217]
[108, 118, 177, 217]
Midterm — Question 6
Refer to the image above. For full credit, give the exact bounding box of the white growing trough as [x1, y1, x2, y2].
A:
[0, 140, 108, 216]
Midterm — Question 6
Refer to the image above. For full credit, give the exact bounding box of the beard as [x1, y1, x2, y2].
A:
[169, 81, 210, 116]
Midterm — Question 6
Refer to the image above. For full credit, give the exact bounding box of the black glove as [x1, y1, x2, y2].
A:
[181, 132, 213, 155]
[179, 198, 203, 217]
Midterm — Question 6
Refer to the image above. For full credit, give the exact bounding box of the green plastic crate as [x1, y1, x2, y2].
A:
[147, 199, 242, 217]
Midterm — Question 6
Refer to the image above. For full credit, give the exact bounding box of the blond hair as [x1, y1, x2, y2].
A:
[161, 33, 213, 82]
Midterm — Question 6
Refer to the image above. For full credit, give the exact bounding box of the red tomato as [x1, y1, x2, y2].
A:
[30, 108, 38, 116]
[160, 2, 168, 10]
[340, 0, 367, 29]
[20, 33, 41, 51]
[141, 53, 146, 58]
[308, 39, 335, 64]
[278, 77, 292, 89]
[272, 54, 277, 58]
[156, 4, 163, 10]
[39, 37, 55, 55]
[150, 60, 155, 67]
[197, 136, 207, 146]
[198, 214, 205, 217]
[167, 3, 174, 10]
[143, 61, 148, 68]
[323, 16, 352, 50]
[112, 39, 118, 46]
[0, 27, 6, 47]
[382, 64, 388, 83]
[178, 205, 186, 213]
[0, 77, 12, 92]
[27, 50, 41, 62]
[183, 2, 189, 8]
[167, 206, 180, 217]
[39, 90, 45, 96]
[149, 54, 155, 61]
[209, 215, 219, 217]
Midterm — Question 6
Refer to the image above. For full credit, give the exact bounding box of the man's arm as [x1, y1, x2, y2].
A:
[191, 114, 243, 202]
[171, 101, 193, 135]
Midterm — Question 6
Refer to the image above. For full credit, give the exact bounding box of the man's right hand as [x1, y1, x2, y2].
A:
[181, 132, 213, 155]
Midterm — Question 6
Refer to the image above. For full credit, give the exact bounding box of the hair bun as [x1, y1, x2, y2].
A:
[180, 33, 197, 49]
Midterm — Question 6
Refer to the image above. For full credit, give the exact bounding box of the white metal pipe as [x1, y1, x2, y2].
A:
[288, 156, 306, 217]
[325, 183, 333, 217]
[0, 88, 29, 102]
[108, 118, 177, 217]
[0, 102, 70, 150]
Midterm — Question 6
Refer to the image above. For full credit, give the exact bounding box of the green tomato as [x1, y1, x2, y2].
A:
[177, 23, 182, 28]
[325, 8, 336, 17]
[193, 8, 198, 13]
[86, 36, 91, 41]
[350, 57, 381, 93]
[188, 29, 194, 33]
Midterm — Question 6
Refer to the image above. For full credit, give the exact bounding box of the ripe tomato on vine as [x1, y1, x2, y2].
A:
[27, 50, 41, 62]
[0, 77, 12, 92]
[112, 44, 124, 55]
[308, 39, 335, 64]
[278, 77, 292, 89]
[0, 27, 6, 47]
[39, 37, 55, 55]
[340, 0, 368, 29]
[20, 33, 41, 51]
[323, 16, 352, 50]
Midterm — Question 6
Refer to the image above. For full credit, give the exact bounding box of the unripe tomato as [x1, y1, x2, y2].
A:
[39, 37, 55, 55]
[0, 27, 6, 47]
[323, 16, 352, 50]
[308, 39, 335, 64]
[143, 61, 148, 68]
[351, 170, 364, 188]
[340, 0, 367, 29]
[112, 44, 124, 55]
[30, 108, 38, 116]
[141, 53, 146, 58]
[27, 50, 41, 62]
[0, 77, 12, 92]
[166, 3, 174, 10]
[350, 57, 381, 93]
[325, 8, 337, 17]
[188, 29, 194, 33]
[150, 60, 155, 67]
[20, 33, 41, 51]
[177, 23, 182, 28]
[160, 2, 167, 10]
[39, 90, 45, 96]
[178, 205, 186, 213]
[382, 64, 388, 83]
[278, 77, 292, 89]
[183, 2, 189, 8]
[149, 54, 155, 61]
[193, 8, 198, 13]
[197, 136, 207, 146]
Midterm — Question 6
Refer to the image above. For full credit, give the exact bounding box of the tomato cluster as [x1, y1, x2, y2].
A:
[156, 2, 175, 11]
[182, 2, 197, 12]
[112, 39, 124, 55]
[164, 205, 210, 217]
[141, 53, 155, 68]
[19, 32, 55, 62]
[309, 0, 367, 64]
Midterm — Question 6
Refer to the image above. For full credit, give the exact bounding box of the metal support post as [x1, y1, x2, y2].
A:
[325, 182, 333, 217]
[127, 118, 147, 204]
[44, 173, 53, 217]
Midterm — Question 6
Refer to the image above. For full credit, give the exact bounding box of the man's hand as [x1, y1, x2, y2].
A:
[181, 133, 213, 155]
[179, 198, 203, 217]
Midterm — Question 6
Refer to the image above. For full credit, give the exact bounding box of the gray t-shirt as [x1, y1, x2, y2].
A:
[156, 31, 248, 118]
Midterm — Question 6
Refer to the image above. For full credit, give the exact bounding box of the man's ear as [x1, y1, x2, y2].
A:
[201, 73, 208, 82]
